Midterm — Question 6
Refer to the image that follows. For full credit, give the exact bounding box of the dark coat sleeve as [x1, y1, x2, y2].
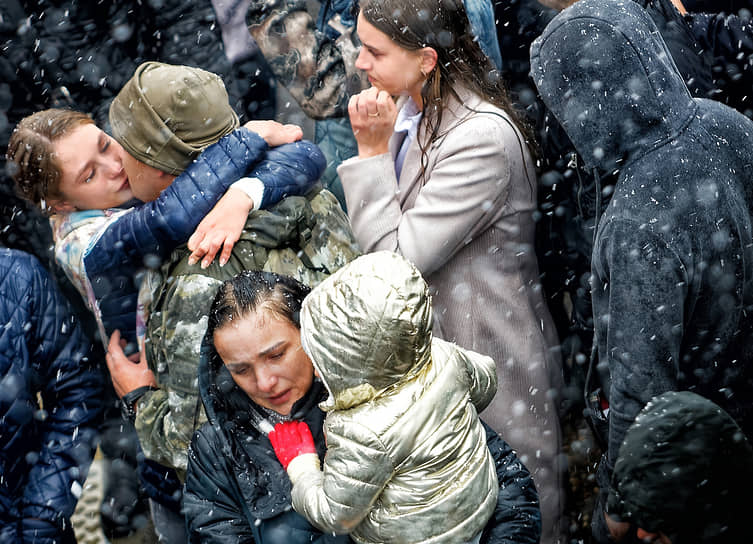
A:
[0, 251, 103, 541]
[480, 422, 542, 544]
[591, 219, 688, 480]
[184, 426, 258, 544]
[185, 422, 351, 544]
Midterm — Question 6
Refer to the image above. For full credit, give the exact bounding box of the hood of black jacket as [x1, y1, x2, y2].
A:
[608, 391, 753, 541]
[530, 0, 697, 173]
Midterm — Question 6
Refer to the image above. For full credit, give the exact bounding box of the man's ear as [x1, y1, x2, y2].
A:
[158, 169, 178, 187]
[420, 47, 438, 77]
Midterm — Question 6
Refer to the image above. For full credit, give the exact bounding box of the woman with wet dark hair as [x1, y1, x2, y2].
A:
[183, 268, 542, 543]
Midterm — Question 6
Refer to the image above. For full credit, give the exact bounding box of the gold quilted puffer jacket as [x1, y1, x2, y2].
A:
[298, 251, 499, 543]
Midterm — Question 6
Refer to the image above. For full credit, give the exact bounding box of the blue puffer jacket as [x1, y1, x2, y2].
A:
[72, 129, 324, 344]
[0, 248, 103, 544]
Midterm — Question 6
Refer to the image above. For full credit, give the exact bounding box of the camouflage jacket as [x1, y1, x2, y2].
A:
[246, 0, 368, 119]
[134, 187, 360, 475]
[245, 0, 502, 120]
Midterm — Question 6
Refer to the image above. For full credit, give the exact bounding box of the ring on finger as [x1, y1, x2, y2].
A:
[368, 112, 380, 117]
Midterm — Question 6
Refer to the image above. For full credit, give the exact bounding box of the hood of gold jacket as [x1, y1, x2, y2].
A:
[300, 251, 434, 411]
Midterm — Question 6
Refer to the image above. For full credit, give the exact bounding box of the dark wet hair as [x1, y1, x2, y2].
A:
[359, 0, 537, 183]
[205, 271, 312, 433]
[7, 108, 94, 213]
[207, 270, 312, 339]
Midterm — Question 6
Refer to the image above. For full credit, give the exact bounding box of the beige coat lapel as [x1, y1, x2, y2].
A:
[386, 96, 420, 208]
[390, 90, 480, 209]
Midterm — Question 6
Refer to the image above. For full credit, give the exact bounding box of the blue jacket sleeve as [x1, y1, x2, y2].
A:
[85, 132, 326, 344]
[481, 422, 542, 544]
[17, 254, 103, 536]
[83, 128, 267, 343]
[254, 140, 327, 209]
[84, 128, 269, 277]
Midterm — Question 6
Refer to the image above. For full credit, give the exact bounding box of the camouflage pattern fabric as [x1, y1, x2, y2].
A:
[135, 187, 360, 476]
[246, 0, 368, 120]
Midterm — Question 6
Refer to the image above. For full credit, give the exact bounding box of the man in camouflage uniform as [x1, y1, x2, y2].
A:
[105, 62, 360, 480]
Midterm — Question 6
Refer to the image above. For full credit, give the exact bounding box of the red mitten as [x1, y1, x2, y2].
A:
[268, 421, 317, 470]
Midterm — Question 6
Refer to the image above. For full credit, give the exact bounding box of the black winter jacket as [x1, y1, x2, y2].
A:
[183, 332, 542, 544]
[531, 0, 753, 538]
[528, 0, 752, 401]
[688, 10, 753, 118]
[0, 249, 103, 543]
[608, 391, 753, 543]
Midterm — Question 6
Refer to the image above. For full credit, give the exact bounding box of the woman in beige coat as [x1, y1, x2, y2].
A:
[338, 1, 565, 542]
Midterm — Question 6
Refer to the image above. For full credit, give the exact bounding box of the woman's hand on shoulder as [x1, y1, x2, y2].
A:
[187, 187, 253, 268]
[243, 120, 303, 147]
[348, 87, 397, 158]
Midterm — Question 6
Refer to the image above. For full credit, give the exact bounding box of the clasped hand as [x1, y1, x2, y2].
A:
[106, 330, 157, 399]
[348, 87, 398, 158]
[268, 421, 317, 470]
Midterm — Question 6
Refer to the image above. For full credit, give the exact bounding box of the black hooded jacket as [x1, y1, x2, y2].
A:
[513, 0, 726, 398]
[609, 391, 753, 543]
[531, 0, 753, 498]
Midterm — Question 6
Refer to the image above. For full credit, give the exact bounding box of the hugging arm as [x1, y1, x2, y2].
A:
[189, 138, 327, 267]
[85, 131, 325, 341]
[287, 420, 393, 534]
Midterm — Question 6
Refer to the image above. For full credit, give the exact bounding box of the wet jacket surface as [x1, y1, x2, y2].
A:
[136, 172, 361, 474]
[687, 10, 753, 117]
[0, 249, 103, 543]
[296, 251, 498, 543]
[531, 0, 753, 518]
[519, 2, 751, 406]
[184, 300, 541, 544]
[608, 391, 753, 543]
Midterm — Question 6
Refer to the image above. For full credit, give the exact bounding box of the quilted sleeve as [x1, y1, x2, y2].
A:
[18, 254, 103, 532]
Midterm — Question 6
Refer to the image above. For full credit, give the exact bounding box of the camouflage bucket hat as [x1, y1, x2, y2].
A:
[109, 61, 239, 175]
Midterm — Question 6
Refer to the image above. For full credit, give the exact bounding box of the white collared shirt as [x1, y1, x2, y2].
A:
[393, 97, 423, 182]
